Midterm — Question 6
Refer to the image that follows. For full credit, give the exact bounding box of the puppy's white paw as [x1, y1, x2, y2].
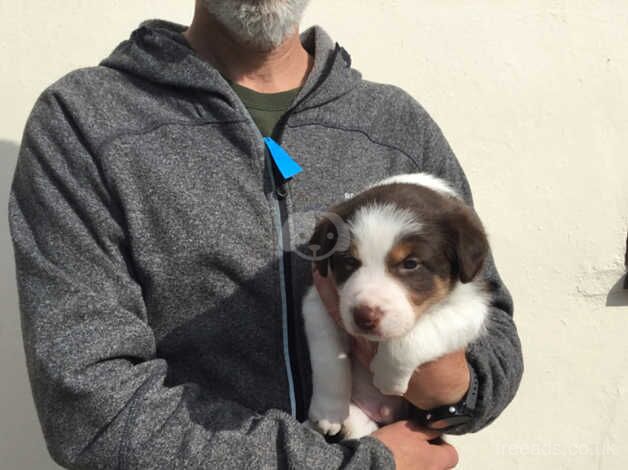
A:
[309, 418, 343, 436]
[370, 355, 411, 396]
[371, 374, 409, 396]
[341, 404, 379, 440]
[308, 401, 349, 437]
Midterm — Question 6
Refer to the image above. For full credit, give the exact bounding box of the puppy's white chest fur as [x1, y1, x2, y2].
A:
[302, 173, 491, 439]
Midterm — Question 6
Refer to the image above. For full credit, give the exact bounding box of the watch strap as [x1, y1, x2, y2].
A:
[411, 361, 479, 431]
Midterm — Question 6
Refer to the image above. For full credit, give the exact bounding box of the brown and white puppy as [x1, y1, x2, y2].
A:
[302, 173, 491, 439]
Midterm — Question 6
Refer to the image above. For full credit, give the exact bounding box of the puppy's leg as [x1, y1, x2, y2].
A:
[370, 319, 458, 396]
[303, 286, 351, 436]
[341, 361, 379, 439]
[342, 403, 379, 440]
[370, 336, 419, 397]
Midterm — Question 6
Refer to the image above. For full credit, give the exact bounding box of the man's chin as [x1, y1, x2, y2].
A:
[230, 30, 291, 52]
[200, 0, 309, 51]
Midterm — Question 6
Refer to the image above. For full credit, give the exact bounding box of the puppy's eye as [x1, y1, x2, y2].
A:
[401, 257, 421, 271]
[344, 256, 360, 270]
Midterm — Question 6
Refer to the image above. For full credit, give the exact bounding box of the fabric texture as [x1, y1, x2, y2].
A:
[8, 18, 523, 469]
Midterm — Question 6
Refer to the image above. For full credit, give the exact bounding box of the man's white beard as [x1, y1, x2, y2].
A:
[200, 0, 311, 50]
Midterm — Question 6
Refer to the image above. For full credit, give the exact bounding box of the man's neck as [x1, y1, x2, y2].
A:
[183, 3, 313, 93]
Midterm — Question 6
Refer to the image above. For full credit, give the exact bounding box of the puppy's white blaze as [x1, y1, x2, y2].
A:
[349, 203, 421, 264]
[371, 172, 459, 198]
[339, 203, 422, 339]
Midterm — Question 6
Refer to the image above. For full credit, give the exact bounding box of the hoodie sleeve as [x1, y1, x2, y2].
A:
[8, 90, 395, 469]
[414, 107, 524, 435]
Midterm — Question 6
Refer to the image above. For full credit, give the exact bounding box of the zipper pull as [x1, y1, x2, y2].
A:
[276, 182, 289, 199]
[264, 137, 302, 180]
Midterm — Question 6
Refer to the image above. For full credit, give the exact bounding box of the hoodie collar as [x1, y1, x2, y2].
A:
[100, 19, 361, 113]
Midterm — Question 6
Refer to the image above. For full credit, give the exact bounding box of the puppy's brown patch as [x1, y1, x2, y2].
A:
[387, 242, 415, 266]
[406, 276, 451, 319]
[331, 241, 361, 285]
[386, 237, 453, 320]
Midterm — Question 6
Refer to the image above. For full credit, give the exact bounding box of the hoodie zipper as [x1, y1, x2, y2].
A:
[239, 44, 344, 421]
[265, 135, 304, 421]
[268, 44, 345, 422]
[263, 149, 300, 419]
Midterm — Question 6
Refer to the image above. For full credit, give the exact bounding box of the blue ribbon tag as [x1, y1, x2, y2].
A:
[264, 137, 302, 179]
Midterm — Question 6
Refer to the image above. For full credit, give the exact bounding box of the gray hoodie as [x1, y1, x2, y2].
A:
[8, 19, 523, 469]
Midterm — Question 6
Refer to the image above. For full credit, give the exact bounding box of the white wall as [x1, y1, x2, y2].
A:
[1, 1, 627, 468]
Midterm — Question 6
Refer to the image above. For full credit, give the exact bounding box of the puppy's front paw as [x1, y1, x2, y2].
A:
[341, 404, 379, 440]
[308, 401, 349, 437]
[371, 373, 409, 396]
[308, 418, 343, 436]
[370, 355, 411, 396]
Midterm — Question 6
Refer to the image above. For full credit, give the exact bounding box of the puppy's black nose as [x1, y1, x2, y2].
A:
[352, 305, 382, 331]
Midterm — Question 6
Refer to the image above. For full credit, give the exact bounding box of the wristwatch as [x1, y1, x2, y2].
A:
[411, 363, 479, 431]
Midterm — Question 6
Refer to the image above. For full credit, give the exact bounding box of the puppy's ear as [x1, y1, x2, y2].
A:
[444, 206, 489, 283]
[308, 215, 338, 277]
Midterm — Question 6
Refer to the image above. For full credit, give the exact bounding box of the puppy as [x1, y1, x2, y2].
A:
[302, 172, 491, 439]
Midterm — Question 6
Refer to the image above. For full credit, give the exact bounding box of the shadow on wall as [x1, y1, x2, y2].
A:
[606, 276, 628, 307]
[1, 140, 20, 313]
[606, 232, 628, 307]
[1, 139, 62, 469]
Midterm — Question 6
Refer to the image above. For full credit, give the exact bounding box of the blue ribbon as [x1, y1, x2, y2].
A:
[264, 137, 303, 179]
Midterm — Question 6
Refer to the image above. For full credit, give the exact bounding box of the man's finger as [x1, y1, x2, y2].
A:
[350, 336, 377, 366]
[430, 440, 459, 468]
[312, 270, 337, 301]
[312, 268, 342, 325]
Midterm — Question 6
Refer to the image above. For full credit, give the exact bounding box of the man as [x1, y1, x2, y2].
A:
[8, 0, 523, 468]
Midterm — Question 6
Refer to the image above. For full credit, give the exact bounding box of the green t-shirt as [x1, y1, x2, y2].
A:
[229, 81, 301, 137]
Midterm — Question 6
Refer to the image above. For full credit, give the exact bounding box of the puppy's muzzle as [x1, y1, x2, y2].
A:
[352, 305, 383, 332]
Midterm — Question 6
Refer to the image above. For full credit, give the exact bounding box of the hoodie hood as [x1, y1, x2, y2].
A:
[100, 19, 362, 114]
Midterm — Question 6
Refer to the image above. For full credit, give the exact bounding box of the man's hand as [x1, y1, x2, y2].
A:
[404, 350, 470, 410]
[371, 420, 458, 470]
[312, 267, 470, 409]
